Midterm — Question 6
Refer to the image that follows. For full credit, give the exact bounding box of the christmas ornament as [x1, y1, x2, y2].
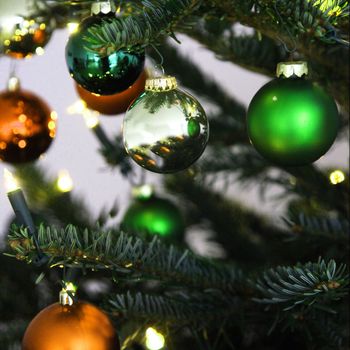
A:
[22, 284, 120, 350]
[0, 0, 53, 59]
[121, 185, 185, 238]
[65, 1, 145, 95]
[247, 61, 339, 166]
[0, 77, 56, 164]
[123, 76, 209, 173]
[76, 70, 147, 115]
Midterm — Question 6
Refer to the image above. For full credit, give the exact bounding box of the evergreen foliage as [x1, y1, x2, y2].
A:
[0, 0, 348, 349]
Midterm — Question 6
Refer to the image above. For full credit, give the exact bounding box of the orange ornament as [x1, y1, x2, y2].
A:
[22, 301, 120, 350]
[76, 70, 147, 115]
[0, 87, 56, 164]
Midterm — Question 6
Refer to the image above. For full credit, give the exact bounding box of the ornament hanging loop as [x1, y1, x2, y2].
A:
[7, 61, 20, 92]
[151, 44, 165, 77]
[273, 0, 297, 57]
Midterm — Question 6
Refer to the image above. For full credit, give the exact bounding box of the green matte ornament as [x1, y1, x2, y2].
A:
[65, 2, 145, 95]
[121, 187, 185, 238]
[247, 61, 339, 166]
[123, 76, 209, 173]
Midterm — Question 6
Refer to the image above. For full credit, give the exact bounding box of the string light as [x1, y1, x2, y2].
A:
[132, 184, 153, 200]
[67, 22, 79, 34]
[145, 327, 165, 350]
[4, 168, 20, 193]
[329, 170, 345, 185]
[56, 170, 74, 193]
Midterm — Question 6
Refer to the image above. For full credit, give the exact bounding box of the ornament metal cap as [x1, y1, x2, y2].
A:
[91, 1, 116, 15]
[276, 61, 308, 78]
[59, 282, 77, 306]
[145, 76, 178, 92]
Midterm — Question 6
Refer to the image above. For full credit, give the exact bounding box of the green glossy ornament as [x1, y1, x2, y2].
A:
[123, 76, 209, 173]
[65, 13, 145, 95]
[247, 62, 339, 166]
[122, 194, 185, 238]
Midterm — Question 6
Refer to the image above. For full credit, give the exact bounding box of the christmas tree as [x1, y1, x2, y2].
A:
[0, 1, 349, 349]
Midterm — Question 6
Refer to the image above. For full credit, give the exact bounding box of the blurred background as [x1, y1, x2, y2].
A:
[0, 28, 348, 243]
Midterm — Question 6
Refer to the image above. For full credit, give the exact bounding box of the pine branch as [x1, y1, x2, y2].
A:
[108, 290, 239, 327]
[165, 172, 295, 266]
[7, 225, 241, 292]
[200, 146, 349, 217]
[285, 212, 350, 241]
[83, 0, 201, 52]
[255, 259, 349, 311]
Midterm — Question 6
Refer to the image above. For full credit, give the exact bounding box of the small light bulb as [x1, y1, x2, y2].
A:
[83, 111, 100, 129]
[4, 168, 20, 193]
[132, 185, 153, 200]
[57, 170, 74, 192]
[67, 22, 79, 34]
[67, 100, 87, 115]
[145, 327, 165, 350]
[329, 170, 345, 185]
[35, 47, 45, 56]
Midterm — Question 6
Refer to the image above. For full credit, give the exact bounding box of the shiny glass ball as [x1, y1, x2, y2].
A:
[65, 14, 145, 95]
[0, 89, 56, 164]
[0, 0, 53, 59]
[123, 88, 209, 173]
[22, 301, 120, 350]
[247, 77, 339, 166]
[75, 70, 147, 115]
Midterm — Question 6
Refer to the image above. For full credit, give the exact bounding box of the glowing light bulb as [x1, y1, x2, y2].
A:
[4, 168, 20, 193]
[132, 184, 153, 200]
[329, 170, 345, 185]
[145, 327, 165, 350]
[83, 112, 100, 129]
[35, 47, 45, 56]
[56, 170, 74, 192]
[67, 22, 79, 34]
[67, 100, 87, 115]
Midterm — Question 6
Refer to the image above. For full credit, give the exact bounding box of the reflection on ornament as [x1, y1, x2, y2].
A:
[123, 76, 209, 173]
[22, 301, 120, 350]
[0, 0, 53, 58]
[65, 9, 145, 95]
[329, 170, 345, 185]
[145, 327, 165, 350]
[0, 88, 56, 164]
[247, 61, 339, 166]
[75, 70, 147, 115]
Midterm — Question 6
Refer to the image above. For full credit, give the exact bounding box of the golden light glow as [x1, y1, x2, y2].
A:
[67, 22, 79, 34]
[67, 100, 87, 114]
[67, 100, 100, 128]
[18, 140, 27, 148]
[145, 327, 165, 350]
[56, 170, 74, 193]
[329, 170, 345, 185]
[50, 111, 58, 120]
[83, 112, 100, 129]
[132, 184, 153, 200]
[35, 47, 45, 56]
[4, 168, 20, 193]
